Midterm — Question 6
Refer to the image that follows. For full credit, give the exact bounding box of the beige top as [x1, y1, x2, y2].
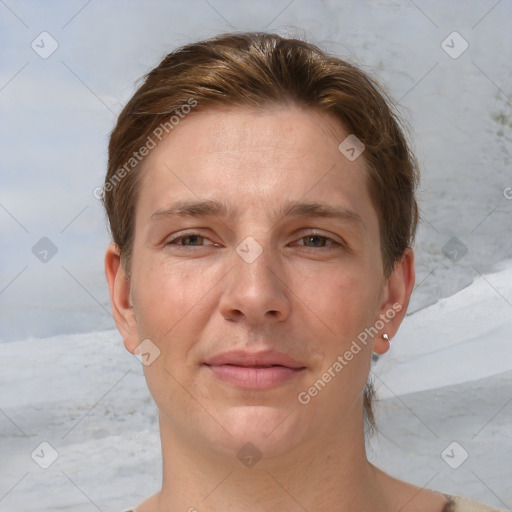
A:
[125, 494, 506, 511]
[445, 494, 506, 511]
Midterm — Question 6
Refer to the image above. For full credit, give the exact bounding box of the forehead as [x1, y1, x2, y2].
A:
[135, 105, 377, 231]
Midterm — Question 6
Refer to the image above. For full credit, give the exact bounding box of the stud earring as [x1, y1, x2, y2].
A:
[382, 333, 390, 342]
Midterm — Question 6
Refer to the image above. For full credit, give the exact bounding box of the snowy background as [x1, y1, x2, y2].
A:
[0, 0, 511, 510]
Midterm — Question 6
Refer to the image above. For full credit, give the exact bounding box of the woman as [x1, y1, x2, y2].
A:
[103, 32, 504, 512]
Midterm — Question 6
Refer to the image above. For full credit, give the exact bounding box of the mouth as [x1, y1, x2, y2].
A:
[204, 364, 306, 389]
[203, 351, 306, 390]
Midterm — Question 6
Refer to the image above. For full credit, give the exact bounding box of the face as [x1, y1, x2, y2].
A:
[107, 105, 412, 464]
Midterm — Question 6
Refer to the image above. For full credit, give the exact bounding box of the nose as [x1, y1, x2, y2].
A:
[219, 239, 291, 325]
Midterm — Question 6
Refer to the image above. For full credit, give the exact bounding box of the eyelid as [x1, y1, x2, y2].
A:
[164, 229, 345, 250]
[294, 228, 345, 243]
[164, 230, 217, 247]
[293, 231, 344, 249]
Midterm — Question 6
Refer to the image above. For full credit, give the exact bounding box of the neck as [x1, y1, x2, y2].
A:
[155, 414, 384, 512]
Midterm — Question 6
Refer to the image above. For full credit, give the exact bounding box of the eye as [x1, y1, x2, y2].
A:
[163, 231, 343, 250]
[165, 232, 216, 248]
[294, 233, 340, 249]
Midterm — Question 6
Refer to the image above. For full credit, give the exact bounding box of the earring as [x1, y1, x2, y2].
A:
[382, 333, 390, 342]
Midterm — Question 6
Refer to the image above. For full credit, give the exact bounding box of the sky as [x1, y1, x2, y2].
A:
[0, 0, 511, 342]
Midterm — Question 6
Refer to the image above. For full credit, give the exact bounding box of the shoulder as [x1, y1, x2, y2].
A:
[444, 494, 507, 512]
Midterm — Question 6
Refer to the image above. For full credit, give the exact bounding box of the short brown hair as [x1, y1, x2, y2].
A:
[103, 31, 419, 432]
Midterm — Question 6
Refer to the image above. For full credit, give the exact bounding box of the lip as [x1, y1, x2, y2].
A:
[204, 350, 306, 390]
[205, 350, 304, 368]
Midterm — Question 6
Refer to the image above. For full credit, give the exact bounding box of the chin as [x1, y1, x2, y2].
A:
[206, 404, 308, 462]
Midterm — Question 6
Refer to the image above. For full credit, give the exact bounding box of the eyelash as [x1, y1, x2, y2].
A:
[164, 231, 342, 250]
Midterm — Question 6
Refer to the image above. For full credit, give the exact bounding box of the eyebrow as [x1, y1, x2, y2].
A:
[148, 199, 365, 229]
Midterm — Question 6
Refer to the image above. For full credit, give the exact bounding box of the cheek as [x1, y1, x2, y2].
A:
[133, 262, 207, 401]
[305, 273, 377, 404]
[131, 257, 207, 343]
[305, 266, 381, 343]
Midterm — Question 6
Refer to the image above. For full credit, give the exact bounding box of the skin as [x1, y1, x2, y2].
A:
[105, 105, 449, 511]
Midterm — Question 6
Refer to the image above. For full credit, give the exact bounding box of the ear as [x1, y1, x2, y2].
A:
[373, 248, 415, 355]
[104, 243, 139, 354]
